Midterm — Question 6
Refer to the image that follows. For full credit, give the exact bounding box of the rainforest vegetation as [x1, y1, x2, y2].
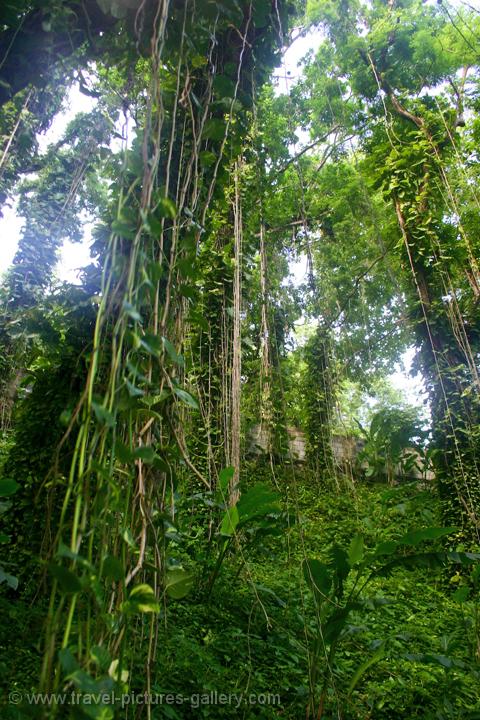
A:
[1, 0, 480, 717]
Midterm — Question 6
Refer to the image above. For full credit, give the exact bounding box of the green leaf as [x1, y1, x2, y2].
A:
[125, 378, 144, 397]
[59, 647, 79, 675]
[140, 332, 162, 356]
[191, 54, 208, 68]
[49, 564, 82, 594]
[110, 1, 127, 19]
[220, 504, 239, 536]
[252, 583, 286, 607]
[212, 75, 236, 99]
[323, 607, 355, 644]
[252, 0, 271, 25]
[157, 197, 177, 219]
[405, 653, 460, 669]
[0, 479, 19, 497]
[218, 466, 235, 493]
[377, 551, 480, 577]
[68, 669, 104, 694]
[179, 285, 197, 300]
[92, 402, 115, 428]
[202, 118, 226, 142]
[165, 568, 194, 599]
[162, 337, 184, 366]
[108, 659, 129, 683]
[330, 545, 351, 597]
[132, 446, 156, 463]
[114, 440, 134, 464]
[142, 390, 171, 408]
[59, 408, 73, 426]
[153, 455, 172, 473]
[472, 565, 480, 586]
[373, 540, 398, 557]
[349, 534, 364, 565]
[96, 0, 111, 15]
[302, 558, 331, 598]
[348, 644, 385, 695]
[121, 527, 136, 548]
[111, 219, 135, 239]
[0, 567, 18, 590]
[103, 555, 124, 582]
[199, 150, 217, 167]
[452, 586, 470, 603]
[122, 301, 142, 322]
[399, 527, 459, 546]
[122, 584, 160, 613]
[146, 258, 163, 281]
[56, 544, 92, 569]
[90, 645, 111, 672]
[237, 483, 281, 523]
[173, 387, 199, 410]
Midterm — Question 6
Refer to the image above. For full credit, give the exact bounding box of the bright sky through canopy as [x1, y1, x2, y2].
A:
[0, 22, 433, 408]
[0, 83, 97, 281]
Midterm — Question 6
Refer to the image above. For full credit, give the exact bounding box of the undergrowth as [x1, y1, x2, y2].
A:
[2, 467, 479, 719]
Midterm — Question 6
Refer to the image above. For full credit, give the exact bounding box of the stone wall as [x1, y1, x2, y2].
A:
[247, 424, 433, 480]
[248, 424, 359, 465]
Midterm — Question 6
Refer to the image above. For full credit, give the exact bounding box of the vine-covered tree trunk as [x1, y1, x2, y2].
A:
[396, 198, 480, 540]
[229, 160, 243, 504]
[305, 326, 336, 481]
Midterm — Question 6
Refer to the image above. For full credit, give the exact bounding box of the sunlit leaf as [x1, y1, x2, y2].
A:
[220, 504, 239, 536]
[349, 534, 364, 565]
[173, 387, 199, 409]
[122, 584, 160, 613]
[165, 568, 194, 599]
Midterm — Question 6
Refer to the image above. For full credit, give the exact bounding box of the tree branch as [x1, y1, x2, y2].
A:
[0, 1, 118, 108]
[274, 125, 340, 177]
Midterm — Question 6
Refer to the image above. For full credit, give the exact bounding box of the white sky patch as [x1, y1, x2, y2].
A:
[288, 252, 309, 287]
[274, 29, 324, 148]
[0, 33, 322, 282]
[390, 347, 430, 412]
[0, 82, 98, 281]
[288, 254, 427, 409]
[0, 78, 137, 282]
[0, 199, 23, 276]
[58, 222, 95, 284]
[37, 83, 97, 154]
[110, 109, 135, 154]
[276, 30, 429, 408]
[275, 28, 324, 94]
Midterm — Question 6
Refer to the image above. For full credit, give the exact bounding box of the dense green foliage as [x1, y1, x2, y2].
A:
[2, 472, 480, 718]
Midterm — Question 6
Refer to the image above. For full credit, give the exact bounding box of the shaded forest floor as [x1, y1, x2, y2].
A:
[2, 468, 479, 719]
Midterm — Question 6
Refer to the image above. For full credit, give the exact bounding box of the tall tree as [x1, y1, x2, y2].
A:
[303, 0, 480, 537]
